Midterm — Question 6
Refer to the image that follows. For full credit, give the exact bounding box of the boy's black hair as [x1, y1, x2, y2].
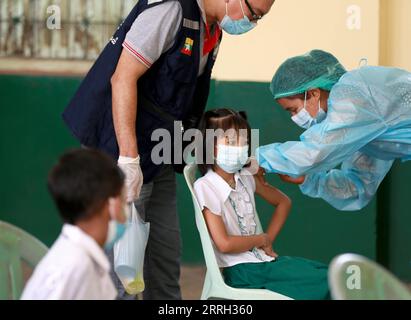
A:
[198, 108, 251, 176]
[47, 149, 125, 224]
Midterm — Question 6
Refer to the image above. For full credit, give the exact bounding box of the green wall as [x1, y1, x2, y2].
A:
[377, 162, 411, 281]
[1, 75, 410, 281]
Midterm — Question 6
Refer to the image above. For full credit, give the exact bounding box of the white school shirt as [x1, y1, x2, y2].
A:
[21, 224, 117, 300]
[194, 169, 275, 268]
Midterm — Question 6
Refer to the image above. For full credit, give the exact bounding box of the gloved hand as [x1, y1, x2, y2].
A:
[245, 156, 259, 175]
[118, 156, 144, 203]
[278, 174, 306, 185]
[245, 157, 269, 186]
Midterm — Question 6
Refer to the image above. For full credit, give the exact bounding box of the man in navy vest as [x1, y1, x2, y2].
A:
[63, 0, 275, 300]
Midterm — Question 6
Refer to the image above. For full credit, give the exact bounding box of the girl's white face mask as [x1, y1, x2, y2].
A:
[292, 92, 327, 130]
[216, 144, 250, 174]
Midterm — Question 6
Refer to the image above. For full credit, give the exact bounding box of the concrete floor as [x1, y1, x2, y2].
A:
[180, 266, 411, 300]
[180, 266, 206, 300]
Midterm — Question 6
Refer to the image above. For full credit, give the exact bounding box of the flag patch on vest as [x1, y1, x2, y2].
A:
[181, 37, 194, 56]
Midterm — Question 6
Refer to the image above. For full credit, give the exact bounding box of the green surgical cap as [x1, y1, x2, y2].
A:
[270, 50, 347, 99]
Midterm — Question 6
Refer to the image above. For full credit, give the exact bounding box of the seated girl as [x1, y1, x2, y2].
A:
[193, 108, 330, 300]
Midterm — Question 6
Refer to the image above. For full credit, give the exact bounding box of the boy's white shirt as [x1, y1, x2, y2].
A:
[194, 169, 275, 269]
[21, 224, 116, 300]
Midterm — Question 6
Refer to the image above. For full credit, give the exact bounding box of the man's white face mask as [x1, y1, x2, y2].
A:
[291, 92, 327, 129]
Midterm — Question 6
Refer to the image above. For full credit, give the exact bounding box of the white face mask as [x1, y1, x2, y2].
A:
[291, 92, 327, 129]
[216, 144, 250, 174]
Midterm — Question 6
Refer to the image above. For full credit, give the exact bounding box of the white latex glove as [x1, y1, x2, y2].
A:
[245, 156, 260, 175]
[118, 156, 143, 203]
[245, 156, 269, 186]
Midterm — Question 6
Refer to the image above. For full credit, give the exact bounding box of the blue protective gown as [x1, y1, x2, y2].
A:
[257, 66, 411, 211]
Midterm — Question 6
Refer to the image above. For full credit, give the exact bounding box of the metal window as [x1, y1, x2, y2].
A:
[0, 0, 136, 60]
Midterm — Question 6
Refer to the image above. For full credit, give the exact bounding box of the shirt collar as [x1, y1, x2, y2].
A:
[206, 170, 245, 202]
[196, 0, 207, 23]
[62, 224, 110, 273]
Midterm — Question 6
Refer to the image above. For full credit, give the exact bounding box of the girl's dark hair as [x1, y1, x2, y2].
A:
[197, 108, 251, 176]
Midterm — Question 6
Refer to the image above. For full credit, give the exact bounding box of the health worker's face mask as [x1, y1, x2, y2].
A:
[291, 92, 327, 130]
[216, 144, 250, 174]
[219, 1, 256, 35]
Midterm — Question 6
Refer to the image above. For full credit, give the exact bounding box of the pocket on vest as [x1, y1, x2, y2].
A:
[167, 54, 197, 84]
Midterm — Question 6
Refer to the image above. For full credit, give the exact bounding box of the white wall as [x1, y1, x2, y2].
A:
[213, 0, 380, 82]
[380, 0, 411, 70]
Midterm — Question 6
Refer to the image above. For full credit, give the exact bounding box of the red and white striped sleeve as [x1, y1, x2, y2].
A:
[122, 1, 183, 68]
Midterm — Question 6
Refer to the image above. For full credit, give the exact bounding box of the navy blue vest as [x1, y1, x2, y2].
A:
[63, 0, 220, 183]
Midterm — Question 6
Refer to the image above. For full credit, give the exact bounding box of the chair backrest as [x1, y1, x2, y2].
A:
[183, 164, 264, 287]
[0, 221, 48, 300]
[329, 253, 411, 300]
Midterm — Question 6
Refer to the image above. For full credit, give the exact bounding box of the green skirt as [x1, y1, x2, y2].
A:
[223, 256, 330, 300]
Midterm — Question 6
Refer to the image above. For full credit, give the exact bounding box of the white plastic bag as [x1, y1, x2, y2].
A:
[114, 204, 150, 295]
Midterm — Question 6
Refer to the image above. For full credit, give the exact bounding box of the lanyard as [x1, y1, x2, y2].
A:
[203, 23, 221, 56]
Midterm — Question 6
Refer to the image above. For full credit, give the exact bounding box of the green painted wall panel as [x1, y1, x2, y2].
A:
[0, 75, 81, 246]
[2, 75, 407, 278]
[380, 162, 411, 281]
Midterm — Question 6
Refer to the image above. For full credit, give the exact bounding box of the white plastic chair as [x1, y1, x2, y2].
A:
[329, 253, 411, 300]
[183, 164, 292, 300]
[0, 221, 48, 300]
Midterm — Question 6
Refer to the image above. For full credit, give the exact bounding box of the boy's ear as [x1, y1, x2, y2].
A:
[238, 111, 248, 120]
